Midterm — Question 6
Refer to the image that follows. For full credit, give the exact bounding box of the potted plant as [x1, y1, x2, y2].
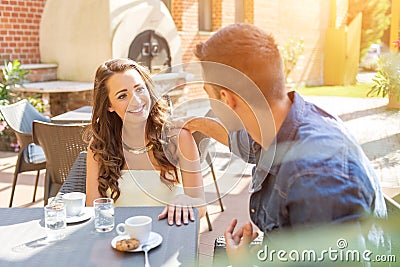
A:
[367, 49, 400, 109]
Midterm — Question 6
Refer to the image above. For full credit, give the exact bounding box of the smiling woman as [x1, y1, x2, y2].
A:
[85, 58, 206, 226]
[106, 69, 151, 123]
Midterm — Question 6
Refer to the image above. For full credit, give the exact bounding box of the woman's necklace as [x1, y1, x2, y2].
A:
[122, 141, 154, 155]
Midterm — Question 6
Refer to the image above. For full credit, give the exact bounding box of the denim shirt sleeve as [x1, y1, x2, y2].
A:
[228, 130, 260, 164]
[285, 172, 372, 226]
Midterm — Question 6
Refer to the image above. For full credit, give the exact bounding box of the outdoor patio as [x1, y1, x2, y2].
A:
[0, 94, 399, 266]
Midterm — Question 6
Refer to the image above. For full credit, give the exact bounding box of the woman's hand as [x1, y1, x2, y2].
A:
[157, 194, 200, 226]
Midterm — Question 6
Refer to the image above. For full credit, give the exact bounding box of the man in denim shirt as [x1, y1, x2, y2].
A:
[229, 90, 387, 230]
[191, 23, 387, 265]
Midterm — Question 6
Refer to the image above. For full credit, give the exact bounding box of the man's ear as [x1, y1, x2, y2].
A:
[220, 89, 237, 109]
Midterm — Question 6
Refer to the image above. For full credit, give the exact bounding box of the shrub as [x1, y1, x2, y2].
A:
[0, 60, 30, 106]
[367, 52, 400, 100]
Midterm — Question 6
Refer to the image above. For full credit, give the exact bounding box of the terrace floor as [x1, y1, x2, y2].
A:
[1, 95, 399, 266]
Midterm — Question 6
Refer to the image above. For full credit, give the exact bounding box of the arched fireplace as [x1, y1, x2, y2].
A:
[40, 0, 181, 81]
[129, 30, 171, 73]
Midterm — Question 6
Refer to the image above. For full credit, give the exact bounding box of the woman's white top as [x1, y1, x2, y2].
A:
[107, 170, 184, 206]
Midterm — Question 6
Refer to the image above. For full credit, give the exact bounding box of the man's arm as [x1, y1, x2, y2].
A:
[286, 172, 371, 226]
[179, 116, 258, 164]
[184, 117, 229, 146]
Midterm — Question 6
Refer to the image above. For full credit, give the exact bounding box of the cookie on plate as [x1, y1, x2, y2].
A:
[115, 238, 140, 251]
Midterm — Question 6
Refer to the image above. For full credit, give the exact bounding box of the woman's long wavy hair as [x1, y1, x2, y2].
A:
[86, 58, 177, 201]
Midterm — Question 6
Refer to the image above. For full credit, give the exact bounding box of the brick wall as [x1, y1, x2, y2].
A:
[0, 0, 46, 64]
[24, 65, 57, 82]
[172, 0, 239, 63]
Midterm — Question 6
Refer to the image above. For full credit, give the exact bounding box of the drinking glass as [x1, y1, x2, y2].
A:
[93, 198, 114, 232]
[44, 203, 67, 241]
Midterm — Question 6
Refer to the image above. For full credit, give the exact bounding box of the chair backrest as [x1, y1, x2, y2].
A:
[33, 121, 89, 185]
[59, 151, 87, 194]
[0, 99, 50, 134]
[51, 151, 87, 204]
[0, 99, 51, 151]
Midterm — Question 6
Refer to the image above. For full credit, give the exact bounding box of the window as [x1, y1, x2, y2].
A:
[199, 0, 213, 31]
[235, 0, 244, 23]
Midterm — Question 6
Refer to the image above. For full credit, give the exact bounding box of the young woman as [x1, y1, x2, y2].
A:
[86, 58, 205, 225]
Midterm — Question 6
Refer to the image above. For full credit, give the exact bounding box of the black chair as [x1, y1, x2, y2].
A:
[0, 99, 49, 207]
[32, 121, 88, 205]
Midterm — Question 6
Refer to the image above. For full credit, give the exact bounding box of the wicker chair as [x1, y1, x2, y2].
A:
[32, 121, 89, 205]
[0, 99, 50, 207]
[51, 151, 87, 203]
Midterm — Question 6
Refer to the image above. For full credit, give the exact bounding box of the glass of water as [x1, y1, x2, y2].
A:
[44, 203, 66, 241]
[93, 198, 114, 232]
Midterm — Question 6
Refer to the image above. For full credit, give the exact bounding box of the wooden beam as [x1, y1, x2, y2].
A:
[390, 0, 400, 52]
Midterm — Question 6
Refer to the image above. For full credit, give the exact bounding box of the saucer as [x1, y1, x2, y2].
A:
[111, 232, 163, 252]
[66, 207, 93, 224]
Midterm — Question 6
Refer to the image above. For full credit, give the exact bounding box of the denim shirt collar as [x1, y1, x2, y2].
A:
[250, 91, 305, 192]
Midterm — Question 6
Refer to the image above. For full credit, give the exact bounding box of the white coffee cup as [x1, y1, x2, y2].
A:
[62, 192, 86, 217]
[116, 216, 152, 243]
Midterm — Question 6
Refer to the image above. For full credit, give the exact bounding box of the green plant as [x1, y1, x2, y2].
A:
[1, 60, 45, 118]
[0, 60, 45, 151]
[347, 0, 391, 62]
[278, 38, 305, 82]
[0, 60, 30, 105]
[367, 52, 400, 100]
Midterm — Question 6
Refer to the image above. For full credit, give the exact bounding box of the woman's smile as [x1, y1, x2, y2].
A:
[127, 104, 146, 114]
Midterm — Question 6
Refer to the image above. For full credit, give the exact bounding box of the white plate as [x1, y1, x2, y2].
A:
[111, 232, 163, 252]
[66, 207, 93, 224]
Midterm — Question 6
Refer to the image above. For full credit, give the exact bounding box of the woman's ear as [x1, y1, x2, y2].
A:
[108, 106, 115, 112]
[220, 89, 237, 109]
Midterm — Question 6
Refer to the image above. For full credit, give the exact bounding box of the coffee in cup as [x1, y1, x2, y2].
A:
[62, 192, 86, 217]
[116, 216, 152, 243]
